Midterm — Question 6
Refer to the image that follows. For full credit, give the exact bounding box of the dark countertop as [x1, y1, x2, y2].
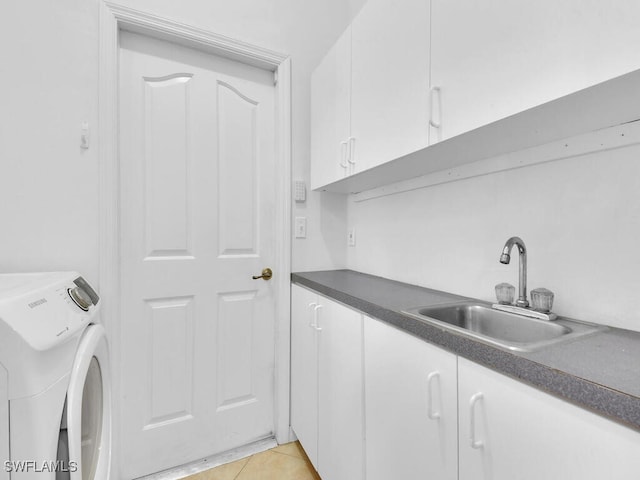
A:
[292, 269, 640, 432]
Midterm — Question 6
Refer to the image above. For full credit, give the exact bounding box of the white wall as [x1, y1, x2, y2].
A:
[0, 0, 360, 284]
[346, 144, 640, 332]
[1, 0, 100, 281]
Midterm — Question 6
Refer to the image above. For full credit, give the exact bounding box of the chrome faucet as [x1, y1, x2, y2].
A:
[499, 237, 529, 308]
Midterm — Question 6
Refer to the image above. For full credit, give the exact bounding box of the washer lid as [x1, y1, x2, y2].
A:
[0, 272, 99, 352]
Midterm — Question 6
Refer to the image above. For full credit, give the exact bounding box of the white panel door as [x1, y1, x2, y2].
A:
[317, 299, 364, 480]
[365, 318, 458, 480]
[458, 358, 640, 480]
[350, 0, 431, 172]
[431, 0, 640, 141]
[310, 26, 352, 190]
[119, 32, 276, 479]
[289, 285, 320, 469]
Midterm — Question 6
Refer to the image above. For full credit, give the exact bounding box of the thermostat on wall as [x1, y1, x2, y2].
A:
[294, 180, 306, 202]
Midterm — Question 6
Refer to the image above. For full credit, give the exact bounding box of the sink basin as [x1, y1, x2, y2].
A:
[402, 301, 606, 352]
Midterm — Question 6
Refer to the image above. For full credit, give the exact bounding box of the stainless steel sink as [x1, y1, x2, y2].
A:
[402, 301, 607, 352]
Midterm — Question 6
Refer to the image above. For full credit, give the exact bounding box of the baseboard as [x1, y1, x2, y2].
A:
[136, 436, 278, 480]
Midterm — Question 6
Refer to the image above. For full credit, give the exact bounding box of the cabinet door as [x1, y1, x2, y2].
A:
[290, 285, 320, 468]
[365, 318, 457, 480]
[351, 0, 431, 172]
[431, 0, 640, 141]
[459, 357, 640, 480]
[317, 298, 364, 480]
[310, 26, 352, 190]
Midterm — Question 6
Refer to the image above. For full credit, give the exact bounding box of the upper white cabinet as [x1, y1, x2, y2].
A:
[365, 317, 457, 480]
[458, 357, 640, 480]
[290, 284, 364, 480]
[350, 0, 431, 172]
[311, 0, 640, 194]
[310, 27, 352, 190]
[431, 0, 640, 141]
[311, 0, 431, 190]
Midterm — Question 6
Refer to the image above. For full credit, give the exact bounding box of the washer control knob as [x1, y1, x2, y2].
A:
[69, 286, 93, 311]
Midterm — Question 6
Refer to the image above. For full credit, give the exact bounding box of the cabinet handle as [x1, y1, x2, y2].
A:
[347, 137, 356, 165]
[308, 302, 318, 329]
[426, 371, 441, 420]
[469, 392, 484, 449]
[313, 304, 323, 331]
[429, 86, 442, 129]
[340, 140, 349, 169]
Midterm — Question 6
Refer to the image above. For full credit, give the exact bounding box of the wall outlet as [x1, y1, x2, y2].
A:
[348, 228, 356, 246]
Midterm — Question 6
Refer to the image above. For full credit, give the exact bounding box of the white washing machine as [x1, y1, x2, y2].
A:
[0, 272, 111, 479]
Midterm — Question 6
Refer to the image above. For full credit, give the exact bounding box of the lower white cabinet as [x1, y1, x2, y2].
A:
[290, 284, 364, 480]
[292, 284, 640, 480]
[458, 357, 640, 480]
[364, 318, 458, 480]
[290, 284, 320, 468]
[317, 295, 365, 480]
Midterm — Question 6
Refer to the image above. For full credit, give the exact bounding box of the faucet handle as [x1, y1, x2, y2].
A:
[495, 283, 515, 305]
[531, 288, 554, 313]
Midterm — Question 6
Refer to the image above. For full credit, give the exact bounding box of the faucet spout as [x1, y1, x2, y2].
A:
[499, 237, 529, 308]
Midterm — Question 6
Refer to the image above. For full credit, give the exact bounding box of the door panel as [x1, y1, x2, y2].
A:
[145, 296, 194, 424]
[217, 82, 259, 256]
[216, 290, 258, 408]
[119, 31, 276, 479]
[142, 74, 193, 257]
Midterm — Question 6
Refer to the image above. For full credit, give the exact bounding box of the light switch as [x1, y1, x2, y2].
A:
[80, 122, 90, 149]
[295, 217, 307, 238]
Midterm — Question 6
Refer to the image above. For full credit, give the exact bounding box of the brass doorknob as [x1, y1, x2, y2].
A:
[252, 268, 273, 281]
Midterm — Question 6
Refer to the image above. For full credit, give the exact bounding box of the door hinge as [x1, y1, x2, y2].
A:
[273, 70, 278, 86]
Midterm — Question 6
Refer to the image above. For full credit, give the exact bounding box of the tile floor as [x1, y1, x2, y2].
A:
[181, 442, 321, 480]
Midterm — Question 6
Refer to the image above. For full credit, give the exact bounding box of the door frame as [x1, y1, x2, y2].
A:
[98, 2, 293, 476]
